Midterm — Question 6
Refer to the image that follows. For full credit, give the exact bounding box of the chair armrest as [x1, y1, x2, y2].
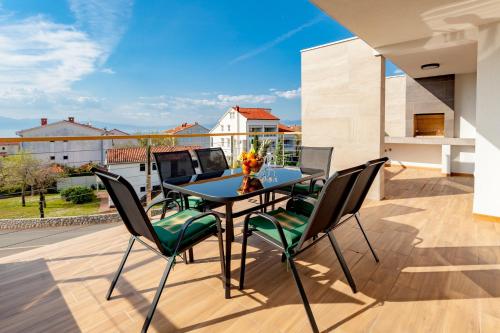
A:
[286, 195, 317, 216]
[145, 193, 181, 213]
[310, 178, 326, 192]
[172, 212, 223, 255]
[244, 212, 289, 250]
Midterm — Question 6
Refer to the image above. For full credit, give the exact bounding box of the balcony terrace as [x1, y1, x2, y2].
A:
[1, 164, 498, 333]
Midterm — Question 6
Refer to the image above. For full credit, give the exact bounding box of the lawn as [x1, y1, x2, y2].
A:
[0, 193, 101, 219]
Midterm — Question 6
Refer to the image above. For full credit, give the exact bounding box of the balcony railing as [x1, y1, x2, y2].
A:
[0, 131, 301, 221]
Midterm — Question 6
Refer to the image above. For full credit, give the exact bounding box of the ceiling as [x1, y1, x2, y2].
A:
[310, 0, 500, 77]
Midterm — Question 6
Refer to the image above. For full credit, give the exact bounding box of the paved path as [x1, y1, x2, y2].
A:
[0, 223, 119, 258]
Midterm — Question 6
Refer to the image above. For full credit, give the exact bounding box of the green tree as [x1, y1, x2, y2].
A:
[275, 135, 284, 166]
[33, 164, 63, 218]
[1, 151, 39, 206]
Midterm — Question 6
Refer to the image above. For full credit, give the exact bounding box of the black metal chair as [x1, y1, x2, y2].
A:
[151, 150, 199, 216]
[286, 157, 389, 294]
[239, 164, 365, 333]
[92, 167, 225, 333]
[280, 146, 334, 196]
[194, 147, 230, 173]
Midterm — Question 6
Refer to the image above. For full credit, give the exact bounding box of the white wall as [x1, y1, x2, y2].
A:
[474, 21, 500, 217]
[107, 162, 160, 205]
[386, 143, 442, 169]
[385, 75, 406, 137]
[301, 38, 385, 199]
[176, 124, 210, 148]
[452, 73, 477, 174]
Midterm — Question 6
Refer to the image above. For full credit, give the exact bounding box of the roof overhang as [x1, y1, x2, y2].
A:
[310, 0, 500, 77]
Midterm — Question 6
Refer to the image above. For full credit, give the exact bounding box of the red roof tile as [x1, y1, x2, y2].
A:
[278, 123, 294, 132]
[234, 106, 279, 120]
[0, 142, 20, 146]
[107, 145, 200, 164]
[164, 122, 198, 134]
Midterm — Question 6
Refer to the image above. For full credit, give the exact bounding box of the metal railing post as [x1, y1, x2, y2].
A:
[230, 135, 235, 168]
[146, 138, 152, 217]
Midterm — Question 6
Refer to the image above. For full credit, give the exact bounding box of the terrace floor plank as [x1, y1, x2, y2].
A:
[0, 166, 499, 333]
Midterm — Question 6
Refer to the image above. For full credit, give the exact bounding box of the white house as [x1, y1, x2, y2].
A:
[0, 142, 20, 158]
[16, 117, 134, 166]
[210, 106, 280, 159]
[164, 122, 210, 148]
[106, 145, 199, 205]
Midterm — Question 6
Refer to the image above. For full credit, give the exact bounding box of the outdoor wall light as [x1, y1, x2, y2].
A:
[421, 63, 440, 70]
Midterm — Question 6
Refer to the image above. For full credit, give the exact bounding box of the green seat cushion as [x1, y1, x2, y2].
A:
[175, 196, 220, 210]
[249, 208, 309, 249]
[288, 196, 318, 217]
[281, 182, 323, 195]
[153, 209, 217, 256]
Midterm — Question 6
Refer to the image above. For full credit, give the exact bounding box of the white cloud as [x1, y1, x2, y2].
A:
[101, 67, 115, 74]
[68, 0, 133, 64]
[230, 15, 324, 64]
[0, 16, 103, 94]
[273, 88, 301, 99]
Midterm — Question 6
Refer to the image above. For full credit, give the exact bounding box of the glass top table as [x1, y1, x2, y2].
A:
[162, 166, 323, 203]
[162, 166, 324, 299]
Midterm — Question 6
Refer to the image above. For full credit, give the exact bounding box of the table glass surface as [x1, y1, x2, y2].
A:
[162, 167, 323, 202]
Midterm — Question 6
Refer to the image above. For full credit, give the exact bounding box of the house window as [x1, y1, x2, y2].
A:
[152, 163, 157, 171]
[50, 156, 55, 160]
[139, 163, 146, 171]
[63, 155, 68, 160]
[140, 186, 146, 192]
[220, 125, 224, 132]
[229, 112, 235, 119]
[227, 125, 231, 132]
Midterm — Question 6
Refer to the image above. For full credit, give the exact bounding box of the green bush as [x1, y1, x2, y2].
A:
[60, 186, 96, 204]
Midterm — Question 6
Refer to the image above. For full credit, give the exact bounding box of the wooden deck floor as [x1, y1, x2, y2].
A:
[1, 167, 499, 332]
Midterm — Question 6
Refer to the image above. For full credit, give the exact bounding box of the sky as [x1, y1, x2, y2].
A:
[0, 0, 402, 136]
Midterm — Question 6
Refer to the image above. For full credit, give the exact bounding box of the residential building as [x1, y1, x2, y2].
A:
[0, 142, 20, 157]
[164, 122, 210, 148]
[210, 106, 280, 158]
[105, 145, 199, 205]
[16, 117, 134, 166]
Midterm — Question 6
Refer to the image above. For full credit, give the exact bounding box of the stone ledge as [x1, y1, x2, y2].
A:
[0, 213, 121, 230]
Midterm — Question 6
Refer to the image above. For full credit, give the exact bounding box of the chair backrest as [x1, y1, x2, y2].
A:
[195, 148, 230, 173]
[299, 146, 334, 178]
[296, 164, 365, 250]
[92, 168, 165, 254]
[153, 151, 196, 194]
[343, 157, 388, 215]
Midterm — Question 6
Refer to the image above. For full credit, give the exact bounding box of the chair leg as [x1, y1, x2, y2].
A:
[141, 257, 176, 333]
[287, 256, 319, 333]
[327, 232, 357, 293]
[355, 213, 379, 262]
[271, 191, 276, 211]
[188, 248, 194, 263]
[182, 252, 188, 264]
[106, 236, 135, 300]
[239, 218, 249, 290]
[216, 226, 226, 288]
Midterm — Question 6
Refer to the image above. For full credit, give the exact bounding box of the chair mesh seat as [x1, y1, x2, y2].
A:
[153, 209, 217, 256]
[249, 208, 309, 249]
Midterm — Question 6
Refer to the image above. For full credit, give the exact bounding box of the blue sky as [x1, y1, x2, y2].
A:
[0, 0, 401, 134]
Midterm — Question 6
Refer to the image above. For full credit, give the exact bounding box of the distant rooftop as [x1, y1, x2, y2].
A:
[233, 106, 279, 120]
[16, 117, 129, 136]
[164, 122, 207, 134]
[106, 145, 200, 164]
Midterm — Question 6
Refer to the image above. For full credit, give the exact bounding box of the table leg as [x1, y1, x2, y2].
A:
[224, 202, 233, 299]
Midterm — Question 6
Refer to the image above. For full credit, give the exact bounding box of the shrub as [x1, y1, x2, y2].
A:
[60, 186, 96, 204]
